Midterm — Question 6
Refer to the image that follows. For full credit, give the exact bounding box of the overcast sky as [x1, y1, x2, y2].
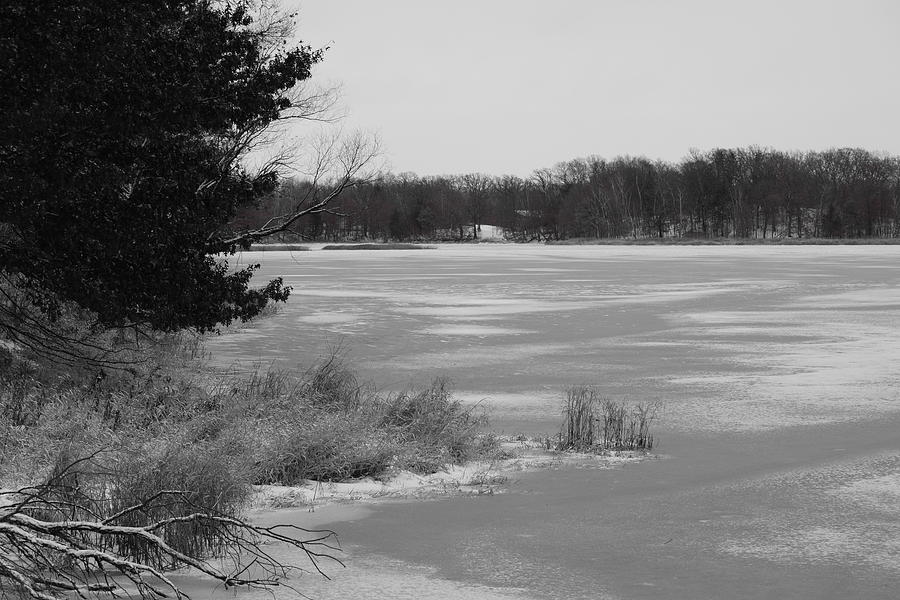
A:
[288, 0, 900, 177]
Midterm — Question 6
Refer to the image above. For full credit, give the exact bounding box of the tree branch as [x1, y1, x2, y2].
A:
[219, 131, 382, 247]
[0, 476, 344, 600]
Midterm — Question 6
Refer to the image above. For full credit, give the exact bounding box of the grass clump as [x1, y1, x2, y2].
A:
[378, 378, 488, 473]
[557, 386, 659, 452]
[245, 373, 491, 484]
[254, 412, 396, 483]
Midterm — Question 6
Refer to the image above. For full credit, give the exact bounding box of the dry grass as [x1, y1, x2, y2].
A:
[242, 373, 490, 484]
[377, 378, 488, 473]
[558, 386, 597, 451]
[557, 386, 659, 452]
[255, 412, 396, 483]
[1, 325, 495, 490]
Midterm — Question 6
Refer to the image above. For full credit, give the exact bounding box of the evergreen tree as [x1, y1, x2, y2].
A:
[1, 0, 323, 331]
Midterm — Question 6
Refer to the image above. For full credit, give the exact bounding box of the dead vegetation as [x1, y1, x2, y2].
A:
[0, 452, 342, 600]
[557, 386, 659, 452]
[0, 301, 494, 598]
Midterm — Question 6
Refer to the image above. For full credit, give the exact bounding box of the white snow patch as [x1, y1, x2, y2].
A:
[298, 311, 364, 325]
[453, 391, 562, 424]
[476, 224, 506, 239]
[661, 303, 900, 431]
[421, 325, 533, 336]
[829, 473, 900, 513]
[721, 526, 900, 570]
[716, 456, 900, 571]
[795, 287, 900, 309]
[396, 300, 596, 318]
[253, 443, 646, 511]
[371, 343, 575, 371]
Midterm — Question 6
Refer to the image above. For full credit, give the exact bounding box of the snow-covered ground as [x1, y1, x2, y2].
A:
[252, 441, 649, 511]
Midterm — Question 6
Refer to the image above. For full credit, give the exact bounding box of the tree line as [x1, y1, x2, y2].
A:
[233, 147, 900, 242]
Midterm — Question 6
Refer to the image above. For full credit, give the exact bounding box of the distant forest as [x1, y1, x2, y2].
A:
[233, 147, 900, 242]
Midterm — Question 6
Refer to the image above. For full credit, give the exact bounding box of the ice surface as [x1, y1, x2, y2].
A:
[421, 325, 533, 336]
[205, 244, 900, 599]
[214, 244, 900, 434]
[718, 455, 900, 572]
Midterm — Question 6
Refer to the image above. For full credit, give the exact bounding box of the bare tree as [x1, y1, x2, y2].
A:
[196, 4, 386, 250]
[221, 131, 383, 247]
[456, 173, 493, 240]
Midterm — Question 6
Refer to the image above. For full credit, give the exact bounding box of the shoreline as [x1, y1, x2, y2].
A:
[246, 237, 900, 252]
[251, 439, 656, 519]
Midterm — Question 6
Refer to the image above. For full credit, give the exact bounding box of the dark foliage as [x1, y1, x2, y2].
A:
[0, 1, 323, 331]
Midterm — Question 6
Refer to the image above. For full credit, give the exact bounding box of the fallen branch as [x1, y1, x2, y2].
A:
[0, 471, 343, 599]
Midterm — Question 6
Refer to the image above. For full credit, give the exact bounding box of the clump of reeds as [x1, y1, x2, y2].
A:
[558, 386, 598, 451]
[557, 386, 659, 452]
[595, 398, 658, 451]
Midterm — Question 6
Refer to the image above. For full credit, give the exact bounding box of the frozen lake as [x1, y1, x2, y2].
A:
[201, 244, 900, 599]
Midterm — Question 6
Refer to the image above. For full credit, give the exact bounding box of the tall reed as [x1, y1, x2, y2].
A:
[558, 386, 659, 452]
[559, 386, 597, 450]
